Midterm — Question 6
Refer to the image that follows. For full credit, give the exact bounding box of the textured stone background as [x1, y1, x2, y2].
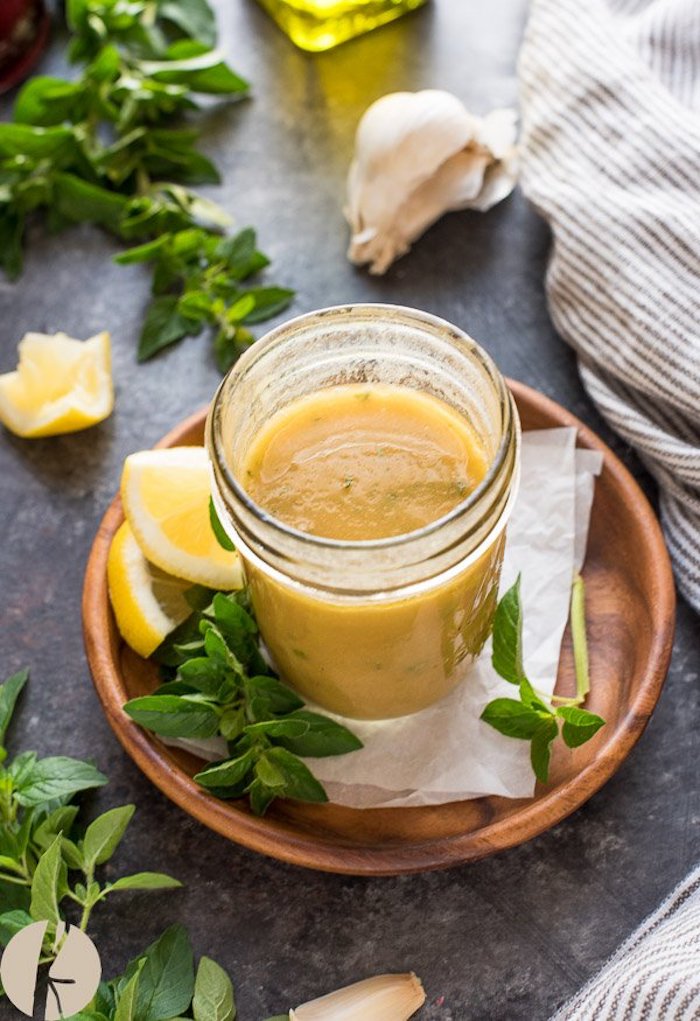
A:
[0, 2, 698, 1019]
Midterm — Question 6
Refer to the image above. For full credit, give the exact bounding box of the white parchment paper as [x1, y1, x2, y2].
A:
[172, 428, 602, 808]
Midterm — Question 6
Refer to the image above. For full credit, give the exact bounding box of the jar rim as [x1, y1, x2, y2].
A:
[208, 303, 518, 554]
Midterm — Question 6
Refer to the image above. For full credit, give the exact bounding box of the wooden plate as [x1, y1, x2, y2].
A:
[83, 381, 676, 876]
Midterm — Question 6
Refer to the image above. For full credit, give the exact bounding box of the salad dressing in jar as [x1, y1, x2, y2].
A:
[207, 305, 520, 720]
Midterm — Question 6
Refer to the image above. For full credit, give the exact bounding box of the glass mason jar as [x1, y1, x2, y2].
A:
[207, 305, 520, 721]
[255, 0, 428, 52]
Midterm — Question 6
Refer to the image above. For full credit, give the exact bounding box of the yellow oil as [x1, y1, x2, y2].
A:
[256, 0, 428, 52]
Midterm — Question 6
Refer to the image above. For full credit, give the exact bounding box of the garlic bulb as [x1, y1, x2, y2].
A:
[290, 972, 426, 1020]
[345, 90, 518, 274]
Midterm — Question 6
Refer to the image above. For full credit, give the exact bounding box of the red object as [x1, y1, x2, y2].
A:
[0, 0, 50, 94]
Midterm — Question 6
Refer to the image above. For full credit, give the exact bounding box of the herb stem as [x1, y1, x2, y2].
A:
[570, 573, 590, 703]
[0, 871, 30, 886]
[547, 693, 580, 707]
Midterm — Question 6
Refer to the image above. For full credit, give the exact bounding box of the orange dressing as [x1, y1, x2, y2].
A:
[238, 383, 502, 719]
[243, 384, 488, 540]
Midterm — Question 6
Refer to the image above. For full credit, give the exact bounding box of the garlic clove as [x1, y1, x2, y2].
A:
[349, 149, 492, 275]
[290, 972, 426, 1021]
[345, 89, 518, 274]
[345, 89, 477, 235]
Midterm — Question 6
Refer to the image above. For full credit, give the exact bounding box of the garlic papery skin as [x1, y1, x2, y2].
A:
[345, 90, 518, 274]
[290, 972, 426, 1021]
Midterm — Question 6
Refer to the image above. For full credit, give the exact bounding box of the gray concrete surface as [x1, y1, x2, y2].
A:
[0, 2, 698, 1018]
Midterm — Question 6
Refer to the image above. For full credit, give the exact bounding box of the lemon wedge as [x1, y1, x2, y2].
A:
[0, 331, 114, 438]
[108, 522, 193, 658]
[120, 445, 243, 589]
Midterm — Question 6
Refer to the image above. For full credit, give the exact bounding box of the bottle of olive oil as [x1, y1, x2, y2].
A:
[256, 0, 428, 52]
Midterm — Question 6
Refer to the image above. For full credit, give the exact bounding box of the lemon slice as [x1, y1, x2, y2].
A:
[120, 445, 243, 589]
[108, 522, 193, 658]
[0, 331, 114, 438]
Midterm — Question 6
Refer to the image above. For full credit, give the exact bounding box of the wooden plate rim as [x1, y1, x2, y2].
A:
[82, 379, 676, 875]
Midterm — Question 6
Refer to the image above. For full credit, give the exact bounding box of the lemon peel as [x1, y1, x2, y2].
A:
[0, 331, 114, 438]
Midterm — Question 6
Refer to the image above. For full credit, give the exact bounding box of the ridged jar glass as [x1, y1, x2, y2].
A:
[207, 304, 520, 720]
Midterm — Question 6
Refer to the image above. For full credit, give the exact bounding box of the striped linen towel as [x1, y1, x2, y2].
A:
[551, 864, 700, 1019]
[518, 0, 700, 611]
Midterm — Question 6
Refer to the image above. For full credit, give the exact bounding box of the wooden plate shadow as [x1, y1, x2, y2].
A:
[82, 381, 676, 876]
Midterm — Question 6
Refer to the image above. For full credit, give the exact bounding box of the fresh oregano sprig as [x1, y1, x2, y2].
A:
[0, 0, 293, 369]
[0, 669, 181, 960]
[115, 226, 294, 369]
[89, 923, 235, 1021]
[481, 574, 605, 782]
[124, 588, 363, 816]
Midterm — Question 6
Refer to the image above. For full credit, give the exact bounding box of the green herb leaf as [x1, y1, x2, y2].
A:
[274, 711, 364, 758]
[0, 208, 25, 280]
[242, 287, 295, 325]
[480, 699, 546, 739]
[138, 295, 198, 361]
[518, 676, 553, 715]
[159, 0, 218, 46]
[124, 695, 221, 739]
[114, 237, 169, 266]
[83, 804, 135, 868]
[209, 498, 235, 552]
[124, 924, 195, 1021]
[192, 956, 236, 1021]
[244, 676, 304, 718]
[127, 579, 360, 813]
[178, 657, 228, 698]
[0, 668, 29, 745]
[61, 837, 85, 870]
[530, 718, 559, 783]
[482, 574, 605, 784]
[194, 751, 255, 790]
[14, 757, 107, 807]
[245, 719, 310, 740]
[9, 750, 37, 786]
[0, 122, 74, 158]
[29, 835, 63, 924]
[491, 575, 525, 684]
[0, 909, 33, 946]
[54, 174, 127, 229]
[265, 748, 329, 804]
[106, 872, 182, 892]
[13, 76, 83, 126]
[32, 805, 80, 851]
[247, 780, 275, 817]
[557, 705, 605, 748]
[114, 959, 144, 1021]
[147, 41, 249, 95]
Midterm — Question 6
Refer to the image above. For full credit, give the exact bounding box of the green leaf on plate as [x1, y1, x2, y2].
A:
[530, 718, 559, 784]
[557, 705, 605, 748]
[124, 695, 220, 739]
[491, 575, 526, 685]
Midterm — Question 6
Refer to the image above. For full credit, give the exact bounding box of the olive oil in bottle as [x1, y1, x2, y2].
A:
[256, 0, 428, 52]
